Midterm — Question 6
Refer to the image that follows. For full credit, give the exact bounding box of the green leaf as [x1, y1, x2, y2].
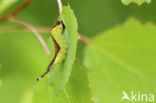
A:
[83, 18, 156, 103]
[33, 78, 50, 103]
[121, 0, 151, 5]
[0, 0, 18, 14]
[0, 30, 49, 103]
[20, 90, 33, 103]
[0, 0, 25, 17]
[48, 5, 79, 93]
[32, 61, 93, 103]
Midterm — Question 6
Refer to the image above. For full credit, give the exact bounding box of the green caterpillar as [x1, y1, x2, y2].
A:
[37, 21, 67, 81]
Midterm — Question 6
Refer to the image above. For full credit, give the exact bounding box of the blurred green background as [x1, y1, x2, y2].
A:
[0, 0, 156, 103]
[1, 0, 156, 37]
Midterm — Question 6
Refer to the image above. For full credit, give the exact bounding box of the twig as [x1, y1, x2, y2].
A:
[56, 0, 92, 44]
[0, 26, 50, 33]
[57, 0, 63, 14]
[9, 16, 50, 56]
[0, 0, 33, 23]
[79, 34, 92, 44]
[0, 25, 92, 44]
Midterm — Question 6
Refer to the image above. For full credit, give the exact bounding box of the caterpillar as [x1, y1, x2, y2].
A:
[36, 21, 67, 81]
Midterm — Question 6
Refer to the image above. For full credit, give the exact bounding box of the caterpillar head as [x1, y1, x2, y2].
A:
[50, 21, 65, 33]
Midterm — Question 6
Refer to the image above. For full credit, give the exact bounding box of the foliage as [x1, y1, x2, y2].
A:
[121, 0, 151, 5]
[84, 18, 156, 103]
[0, 0, 156, 103]
[0, 0, 18, 14]
[48, 5, 79, 94]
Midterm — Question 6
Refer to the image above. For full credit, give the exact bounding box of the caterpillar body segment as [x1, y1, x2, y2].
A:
[36, 21, 67, 81]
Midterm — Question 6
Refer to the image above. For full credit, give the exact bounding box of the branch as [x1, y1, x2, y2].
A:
[56, 0, 92, 44]
[0, 25, 92, 44]
[0, 0, 33, 23]
[57, 0, 63, 14]
[79, 34, 92, 44]
[9, 16, 50, 56]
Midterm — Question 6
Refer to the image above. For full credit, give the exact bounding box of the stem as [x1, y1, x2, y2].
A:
[0, 0, 33, 23]
[79, 34, 92, 44]
[57, 0, 63, 14]
[0, 25, 92, 44]
[9, 16, 50, 56]
[56, 0, 92, 44]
